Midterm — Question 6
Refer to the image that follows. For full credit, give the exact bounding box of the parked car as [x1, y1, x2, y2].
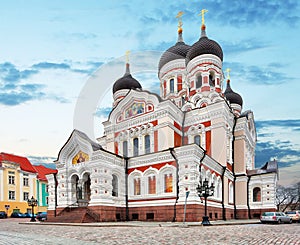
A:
[10, 212, 26, 218]
[36, 212, 47, 221]
[0, 211, 7, 219]
[260, 212, 292, 224]
[24, 212, 36, 218]
[285, 210, 300, 223]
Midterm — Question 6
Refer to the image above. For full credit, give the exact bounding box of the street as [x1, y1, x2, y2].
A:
[0, 218, 299, 244]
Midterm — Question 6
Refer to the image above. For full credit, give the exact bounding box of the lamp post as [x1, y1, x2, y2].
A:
[27, 196, 37, 222]
[196, 178, 214, 226]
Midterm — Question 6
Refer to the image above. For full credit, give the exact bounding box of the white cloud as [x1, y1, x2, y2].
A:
[278, 162, 300, 186]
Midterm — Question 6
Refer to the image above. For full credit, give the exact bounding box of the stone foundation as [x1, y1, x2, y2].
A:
[47, 204, 275, 222]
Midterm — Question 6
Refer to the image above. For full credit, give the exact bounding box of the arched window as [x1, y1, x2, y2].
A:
[194, 135, 201, 146]
[253, 187, 261, 202]
[170, 78, 174, 93]
[164, 173, 173, 193]
[229, 182, 233, 203]
[133, 138, 139, 156]
[148, 175, 156, 194]
[112, 175, 118, 197]
[145, 135, 150, 154]
[209, 71, 215, 87]
[217, 178, 222, 199]
[123, 141, 128, 157]
[196, 74, 202, 88]
[134, 178, 141, 195]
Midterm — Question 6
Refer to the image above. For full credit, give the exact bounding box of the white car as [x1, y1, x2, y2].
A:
[260, 212, 292, 224]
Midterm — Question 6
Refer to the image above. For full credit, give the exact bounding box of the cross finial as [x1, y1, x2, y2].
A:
[198, 9, 208, 26]
[176, 11, 184, 30]
[226, 68, 231, 80]
[125, 50, 130, 63]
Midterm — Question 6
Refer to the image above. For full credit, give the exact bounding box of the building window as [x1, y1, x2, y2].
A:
[148, 175, 156, 194]
[164, 174, 173, 193]
[194, 135, 201, 146]
[145, 135, 150, 154]
[217, 179, 222, 199]
[196, 74, 202, 88]
[9, 191, 15, 200]
[46, 197, 49, 205]
[229, 182, 233, 203]
[123, 141, 128, 157]
[23, 177, 29, 186]
[253, 187, 261, 202]
[46, 185, 49, 193]
[134, 178, 141, 195]
[8, 175, 15, 185]
[23, 192, 29, 201]
[133, 138, 139, 156]
[170, 78, 174, 93]
[209, 71, 215, 87]
[112, 175, 118, 197]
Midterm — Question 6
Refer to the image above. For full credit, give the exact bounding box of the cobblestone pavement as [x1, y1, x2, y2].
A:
[0, 219, 299, 245]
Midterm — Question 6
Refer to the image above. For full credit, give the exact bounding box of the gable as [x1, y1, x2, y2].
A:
[108, 90, 162, 124]
[56, 129, 101, 166]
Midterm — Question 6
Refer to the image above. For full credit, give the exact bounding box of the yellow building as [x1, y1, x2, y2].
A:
[0, 153, 37, 216]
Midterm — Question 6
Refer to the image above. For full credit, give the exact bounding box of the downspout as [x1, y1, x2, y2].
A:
[221, 166, 226, 220]
[247, 175, 251, 219]
[169, 147, 179, 222]
[198, 150, 206, 175]
[54, 172, 58, 217]
[124, 157, 129, 221]
[181, 111, 187, 146]
[198, 149, 206, 220]
[168, 108, 186, 222]
[232, 116, 237, 219]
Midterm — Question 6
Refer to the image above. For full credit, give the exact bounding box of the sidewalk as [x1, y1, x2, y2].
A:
[20, 219, 260, 227]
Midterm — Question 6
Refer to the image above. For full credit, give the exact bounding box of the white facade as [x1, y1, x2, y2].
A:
[47, 22, 278, 222]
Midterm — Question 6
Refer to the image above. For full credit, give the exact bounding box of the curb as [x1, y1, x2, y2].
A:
[19, 220, 261, 228]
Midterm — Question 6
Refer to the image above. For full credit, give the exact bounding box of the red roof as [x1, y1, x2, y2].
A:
[34, 165, 57, 181]
[0, 152, 37, 173]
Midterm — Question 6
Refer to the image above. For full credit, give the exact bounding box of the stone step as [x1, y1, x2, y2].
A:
[46, 207, 98, 223]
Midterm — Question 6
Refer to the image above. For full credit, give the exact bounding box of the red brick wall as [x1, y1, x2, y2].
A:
[48, 204, 270, 222]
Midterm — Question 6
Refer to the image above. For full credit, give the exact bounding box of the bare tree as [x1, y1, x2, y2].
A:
[276, 182, 300, 211]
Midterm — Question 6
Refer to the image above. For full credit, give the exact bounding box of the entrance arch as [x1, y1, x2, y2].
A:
[82, 172, 91, 202]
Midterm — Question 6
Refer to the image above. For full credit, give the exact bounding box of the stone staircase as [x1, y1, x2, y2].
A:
[46, 206, 100, 223]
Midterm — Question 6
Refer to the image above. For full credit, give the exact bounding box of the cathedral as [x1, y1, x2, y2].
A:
[46, 12, 278, 222]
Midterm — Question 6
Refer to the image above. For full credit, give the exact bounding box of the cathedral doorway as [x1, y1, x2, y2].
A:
[82, 173, 91, 202]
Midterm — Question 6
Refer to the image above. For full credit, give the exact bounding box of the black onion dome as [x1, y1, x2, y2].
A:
[186, 25, 223, 64]
[112, 63, 142, 94]
[224, 80, 243, 106]
[158, 32, 191, 71]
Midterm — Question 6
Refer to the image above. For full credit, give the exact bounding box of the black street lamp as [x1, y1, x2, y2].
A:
[196, 178, 214, 226]
[27, 196, 38, 222]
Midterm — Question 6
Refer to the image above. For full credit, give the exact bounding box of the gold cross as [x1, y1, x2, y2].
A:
[226, 68, 231, 80]
[125, 50, 130, 63]
[198, 9, 208, 25]
[176, 11, 184, 29]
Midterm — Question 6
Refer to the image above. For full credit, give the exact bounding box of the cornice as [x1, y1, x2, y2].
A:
[128, 151, 174, 168]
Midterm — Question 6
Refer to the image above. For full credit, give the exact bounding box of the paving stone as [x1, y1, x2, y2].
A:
[0, 219, 299, 244]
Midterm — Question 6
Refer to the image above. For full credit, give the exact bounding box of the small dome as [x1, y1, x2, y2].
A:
[224, 80, 243, 107]
[158, 31, 191, 71]
[113, 63, 142, 94]
[186, 25, 223, 65]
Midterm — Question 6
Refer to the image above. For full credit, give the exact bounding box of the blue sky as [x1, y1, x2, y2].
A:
[0, 0, 299, 186]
